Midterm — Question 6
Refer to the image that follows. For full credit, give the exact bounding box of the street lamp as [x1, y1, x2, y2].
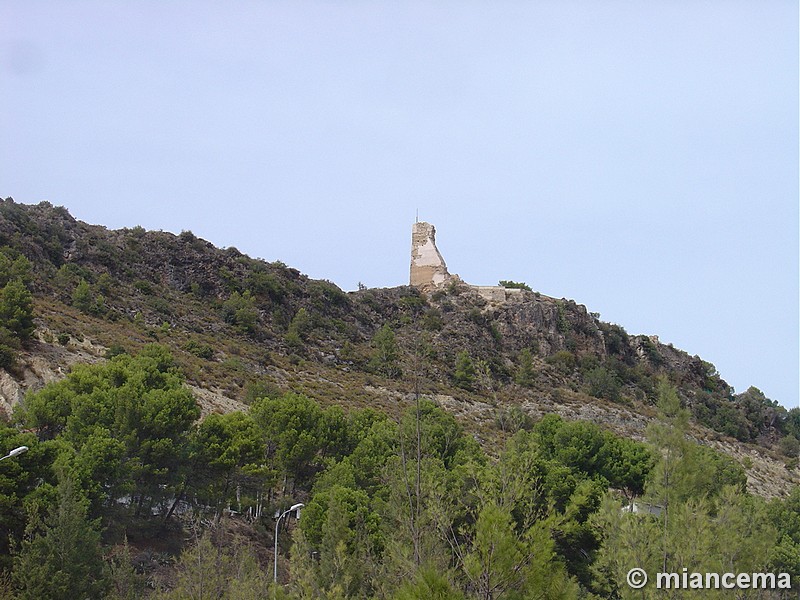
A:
[274, 502, 304, 584]
[0, 446, 28, 461]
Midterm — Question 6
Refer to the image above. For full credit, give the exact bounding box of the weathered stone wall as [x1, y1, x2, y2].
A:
[410, 222, 452, 290]
[472, 286, 524, 303]
[410, 221, 527, 303]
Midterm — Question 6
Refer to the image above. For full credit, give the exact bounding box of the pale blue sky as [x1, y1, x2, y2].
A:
[1, 2, 797, 407]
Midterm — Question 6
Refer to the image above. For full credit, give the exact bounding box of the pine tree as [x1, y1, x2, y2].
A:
[71, 279, 94, 314]
[463, 502, 527, 598]
[392, 566, 465, 600]
[12, 477, 108, 600]
[645, 378, 692, 574]
[514, 348, 536, 388]
[453, 351, 475, 390]
[0, 279, 34, 340]
[369, 324, 401, 378]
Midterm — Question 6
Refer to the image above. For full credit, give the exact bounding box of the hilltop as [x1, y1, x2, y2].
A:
[0, 198, 797, 498]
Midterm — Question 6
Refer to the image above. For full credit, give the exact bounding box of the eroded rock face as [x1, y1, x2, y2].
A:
[410, 222, 452, 290]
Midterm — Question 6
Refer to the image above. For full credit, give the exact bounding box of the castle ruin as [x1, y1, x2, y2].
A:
[409, 221, 524, 302]
[410, 222, 452, 289]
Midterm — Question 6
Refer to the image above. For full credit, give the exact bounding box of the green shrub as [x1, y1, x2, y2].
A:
[601, 323, 630, 358]
[515, 348, 536, 388]
[0, 343, 16, 369]
[0, 248, 32, 287]
[556, 302, 571, 334]
[0, 325, 21, 369]
[309, 280, 348, 311]
[639, 336, 664, 367]
[0, 279, 34, 340]
[586, 366, 622, 403]
[243, 379, 281, 403]
[285, 329, 303, 351]
[499, 280, 532, 291]
[495, 404, 533, 433]
[400, 294, 425, 310]
[778, 435, 800, 458]
[454, 351, 476, 390]
[132, 279, 154, 295]
[184, 340, 214, 360]
[221, 291, 258, 334]
[247, 271, 284, 302]
[104, 344, 126, 359]
[146, 296, 173, 317]
[421, 308, 443, 331]
[368, 324, 400, 378]
[286, 307, 312, 347]
[94, 273, 113, 296]
[467, 308, 484, 325]
[71, 279, 94, 314]
[547, 351, 576, 375]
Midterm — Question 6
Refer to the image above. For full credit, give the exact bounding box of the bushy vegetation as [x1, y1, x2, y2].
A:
[499, 280, 532, 292]
[0, 246, 34, 367]
[453, 351, 476, 390]
[222, 290, 258, 333]
[368, 324, 400, 378]
[1, 348, 796, 598]
[0, 199, 793, 452]
[0, 200, 798, 597]
[514, 348, 536, 388]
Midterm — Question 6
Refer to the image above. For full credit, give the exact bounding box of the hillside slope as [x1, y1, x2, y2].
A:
[1, 198, 797, 498]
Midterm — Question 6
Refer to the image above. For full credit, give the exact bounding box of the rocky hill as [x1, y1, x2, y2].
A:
[1, 198, 797, 498]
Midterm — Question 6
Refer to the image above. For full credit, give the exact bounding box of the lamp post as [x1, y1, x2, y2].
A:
[274, 502, 304, 585]
[0, 446, 28, 461]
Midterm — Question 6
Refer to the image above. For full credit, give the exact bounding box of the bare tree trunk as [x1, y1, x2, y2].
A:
[398, 418, 420, 566]
[414, 344, 422, 567]
[163, 485, 185, 526]
[135, 493, 145, 517]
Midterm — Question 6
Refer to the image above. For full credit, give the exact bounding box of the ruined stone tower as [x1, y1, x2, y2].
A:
[410, 221, 526, 302]
[410, 221, 452, 290]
